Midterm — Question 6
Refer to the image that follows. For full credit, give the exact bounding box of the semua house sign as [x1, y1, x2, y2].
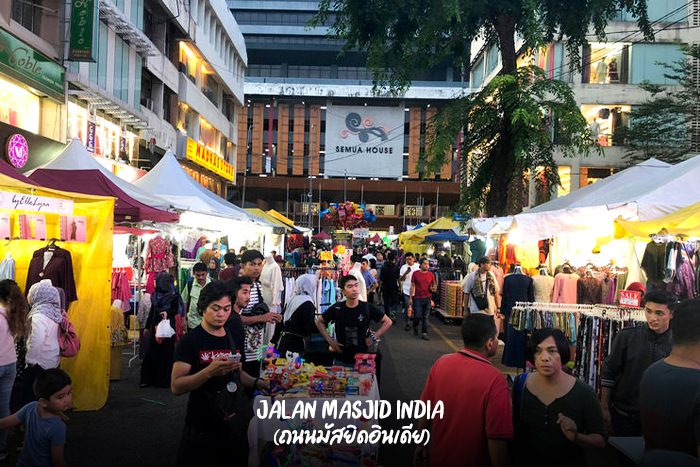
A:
[324, 105, 404, 178]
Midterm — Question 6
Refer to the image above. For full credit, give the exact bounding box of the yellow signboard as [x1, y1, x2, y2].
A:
[185, 138, 236, 183]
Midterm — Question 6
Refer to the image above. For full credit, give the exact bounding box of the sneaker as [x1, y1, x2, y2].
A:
[422, 333, 430, 341]
[413, 326, 418, 336]
[404, 324, 410, 332]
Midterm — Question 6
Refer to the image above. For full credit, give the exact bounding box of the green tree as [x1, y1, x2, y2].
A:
[314, 0, 653, 215]
[614, 44, 698, 165]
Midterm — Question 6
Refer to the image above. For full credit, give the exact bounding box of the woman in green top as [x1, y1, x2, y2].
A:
[513, 329, 607, 466]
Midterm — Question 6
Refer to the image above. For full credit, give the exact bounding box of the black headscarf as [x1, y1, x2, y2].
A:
[208, 256, 221, 280]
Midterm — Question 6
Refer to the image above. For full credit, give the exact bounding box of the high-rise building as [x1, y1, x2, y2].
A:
[228, 0, 464, 230]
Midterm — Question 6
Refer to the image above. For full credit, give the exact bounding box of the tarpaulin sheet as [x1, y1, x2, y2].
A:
[0, 174, 114, 411]
[399, 217, 459, 243]
[614, 201, 700, 238]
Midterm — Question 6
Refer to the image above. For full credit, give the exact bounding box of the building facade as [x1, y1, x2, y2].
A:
[0, 0, 67, 170]
[469, 0, 700, 206]
[3, 0, 247, 197]
[228, 0, 464, 231]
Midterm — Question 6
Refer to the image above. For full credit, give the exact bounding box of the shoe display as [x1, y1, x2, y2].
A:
[422, 333, 430, 341]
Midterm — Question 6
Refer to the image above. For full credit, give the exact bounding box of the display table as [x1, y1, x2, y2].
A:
[247, 378, 380, 467]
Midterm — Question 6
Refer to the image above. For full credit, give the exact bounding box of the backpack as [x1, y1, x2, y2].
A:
[58, 310, 81, 358]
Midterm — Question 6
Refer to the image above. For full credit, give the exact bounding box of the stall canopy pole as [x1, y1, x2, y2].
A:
[128, 228, 141, 368]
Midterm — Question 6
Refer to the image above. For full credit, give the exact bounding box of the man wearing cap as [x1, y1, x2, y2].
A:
[462, 256, 500, 316]
[230, 249, 282, 377]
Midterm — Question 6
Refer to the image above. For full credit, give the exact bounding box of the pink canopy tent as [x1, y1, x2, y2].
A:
[28, 139, 178, 223]
[313, 230, 331, 240]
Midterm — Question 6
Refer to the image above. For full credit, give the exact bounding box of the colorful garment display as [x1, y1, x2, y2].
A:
[145, 236, 174, 274]
[501, 274, 534, 369]
[552, 272, 579, 304]
[0, 253, 14, 280]
[111, 270, 132, 312]
[577, 275, 602, 305]
[25, 246, 77, 303]
[532, 274, 554, 303]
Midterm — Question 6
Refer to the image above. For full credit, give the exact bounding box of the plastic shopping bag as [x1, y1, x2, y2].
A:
[155, 317, 176, 343]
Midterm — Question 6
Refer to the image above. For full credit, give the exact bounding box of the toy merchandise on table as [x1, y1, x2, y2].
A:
[259, 346, 376, 398]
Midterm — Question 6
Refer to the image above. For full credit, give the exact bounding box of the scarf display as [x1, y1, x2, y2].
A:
[28, 280, 62, 324]
[283, 274, 317, 323]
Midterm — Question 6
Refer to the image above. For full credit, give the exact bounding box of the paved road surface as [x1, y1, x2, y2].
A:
[2, 314, 517, 467]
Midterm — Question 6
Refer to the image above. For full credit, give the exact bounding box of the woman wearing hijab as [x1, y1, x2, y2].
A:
[21, 280, 62, 405]
[140, 273, 183, 388]
[277, 274, 318, 356]
[208, 256, 221, 281]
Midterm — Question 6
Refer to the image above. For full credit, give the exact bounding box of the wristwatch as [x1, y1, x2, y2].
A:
[371, 335, 377, 342]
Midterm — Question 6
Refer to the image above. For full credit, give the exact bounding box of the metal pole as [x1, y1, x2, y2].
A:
[436, 186, 440, 221]
[344, 169, 347, 202]
[286, 182, 289, 218]
[403, 185, 407, 229]
[128, 232, 141, 368]
[318, 183, 322, 232]
[309, 175, 313, 230]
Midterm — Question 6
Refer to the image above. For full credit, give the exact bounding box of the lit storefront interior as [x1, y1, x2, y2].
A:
[181, 164, 224, 197]
[0, 76, 41, 134]
[558, 166, 571, 197]
[581, 104, 631, 147]
[584, 43, 628, 84]
[67, 102, 138, 161]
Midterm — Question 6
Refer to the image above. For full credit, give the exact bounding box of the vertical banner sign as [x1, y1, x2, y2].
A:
[85, 105, 96, 153]
[69, 0, 99, 62]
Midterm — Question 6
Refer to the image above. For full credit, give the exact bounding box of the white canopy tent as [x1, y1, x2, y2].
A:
[468, 216, 513, 236]
[26, 138, 173, 212]
[512, 156, 700, 242]
[133, 151, 278, 231]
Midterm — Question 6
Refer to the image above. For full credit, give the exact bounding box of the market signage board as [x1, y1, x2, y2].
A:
[0, 29, 65, 101]
[324, 105, 404, 178]
[69, 0, 99, 62]
[185, 138, 236, 183]
[6, 134, 28, 168]
[619, 290, 642, 308]
[0, 191, 74, 215]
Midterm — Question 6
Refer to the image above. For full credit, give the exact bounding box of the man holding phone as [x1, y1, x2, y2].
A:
[409, 258, 437, 341]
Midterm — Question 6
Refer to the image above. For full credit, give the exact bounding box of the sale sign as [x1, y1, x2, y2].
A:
[619, 290, 642, 308]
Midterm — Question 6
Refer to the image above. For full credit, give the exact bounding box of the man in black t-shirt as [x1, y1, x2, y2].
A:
[171, 280, 270, 467]
[378, 251, 400, 319]
[316, 274, 392, 366]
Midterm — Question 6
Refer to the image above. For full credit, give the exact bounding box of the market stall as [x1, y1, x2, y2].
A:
[398, 217, 459, 254]
[26, 139, 178, 223]
[0, 172, 114, 410]
[133, 151, 281, 256]
[249, 352, 380, 467]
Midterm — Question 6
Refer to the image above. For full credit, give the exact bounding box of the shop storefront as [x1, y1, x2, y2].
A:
[176, 134, 236, 198]
[67, 102, 139, 162]
[0, 27, 67, 167]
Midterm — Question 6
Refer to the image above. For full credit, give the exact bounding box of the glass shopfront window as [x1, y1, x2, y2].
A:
[199, 116, 217, 151]
[583, 43, 628, 84]
[0, 76, 40, 134]
[177, 103, 193, 135]
[68, 102, 137, 160]
[201, 63, 218, 106]
[581, 104, 631, 146]
[558, 166, 571, 197]
[179, 42, 197, 83]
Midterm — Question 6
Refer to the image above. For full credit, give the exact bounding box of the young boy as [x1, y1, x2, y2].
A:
[0, 369, 71, 467]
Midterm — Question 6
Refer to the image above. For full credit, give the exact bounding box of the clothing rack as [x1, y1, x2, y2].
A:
[510, 301, 646, 393]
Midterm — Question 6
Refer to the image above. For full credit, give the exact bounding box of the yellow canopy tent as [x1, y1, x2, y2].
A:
[0, 174, 114, 410]
[246, 209, 293, 231]
[399, 217, 459, 243]
[614, 201, 700, 238]
[267, 209, 309, 232]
